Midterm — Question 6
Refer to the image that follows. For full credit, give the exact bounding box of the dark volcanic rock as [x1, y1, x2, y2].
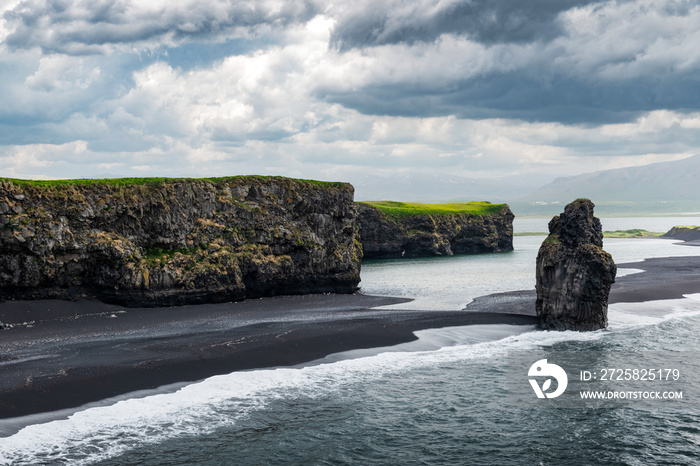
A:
[357, 203, 513, 259]
[0, 177, 361, 307]
[535, 199, 616, 331]
[663, 226, 700, 242]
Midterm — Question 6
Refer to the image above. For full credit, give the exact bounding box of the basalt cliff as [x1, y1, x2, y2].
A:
[663, 226, 700, 243]
[0, 177, 361, 307]
[356, 201, 514, 259]
[535, 199, 616, 331]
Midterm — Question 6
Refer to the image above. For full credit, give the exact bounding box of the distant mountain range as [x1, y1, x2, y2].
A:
[513, 155, 700, 216]
[520, 155, 700, 203]
[352, 155, 700, 217]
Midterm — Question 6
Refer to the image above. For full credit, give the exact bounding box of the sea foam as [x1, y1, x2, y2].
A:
[5, 292, 698, 465]
[0, 323, 606, 465]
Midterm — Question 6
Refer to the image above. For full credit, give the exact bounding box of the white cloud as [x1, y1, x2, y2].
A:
[2, 108, 696, 192]
[557, 0, 700, 79]
[311, 34, 538, 95]
[0, 140, 85, 178]
[2, 0, 321, 54]
[0, 0, 699, 198]
[25, 55, 100, 91]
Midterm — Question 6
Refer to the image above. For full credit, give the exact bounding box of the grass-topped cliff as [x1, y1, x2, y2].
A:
[0, 176, 361, 306]
[603, 229, 663, 238]
[1, 175, 346, 188]
[663, 225, 700, 242]
[357, 201, 507, 219]
[357, 200, 513, 259]
[518, 226, 700, 240]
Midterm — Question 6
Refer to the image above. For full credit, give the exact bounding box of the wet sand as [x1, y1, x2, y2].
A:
[465, 255, 700, 315]
[0, 293, 534, 420]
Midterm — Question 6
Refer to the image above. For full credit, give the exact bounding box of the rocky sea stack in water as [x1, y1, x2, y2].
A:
[0, 176, 361, 307]
[535, 199, 616, 331]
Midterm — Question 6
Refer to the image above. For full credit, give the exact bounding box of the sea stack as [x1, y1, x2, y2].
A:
[535, 199, 616, 331]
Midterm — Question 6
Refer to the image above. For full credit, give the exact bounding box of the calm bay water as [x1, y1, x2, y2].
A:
[2, 218, 700, 465]
[514, 216, 700, 234]
[359, 233, 700, 310]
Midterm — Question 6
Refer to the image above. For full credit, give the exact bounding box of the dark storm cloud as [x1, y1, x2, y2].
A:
[320, 71, 700, 124]
[330, 0, 602, 50]
[320, 0, 700, 125]
[3, 0, 321, 54]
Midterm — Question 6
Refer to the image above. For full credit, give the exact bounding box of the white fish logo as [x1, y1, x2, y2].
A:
[528, 359, 568, 399]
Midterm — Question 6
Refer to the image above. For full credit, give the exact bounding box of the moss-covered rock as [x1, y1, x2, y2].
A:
[0, 176, 361, 307]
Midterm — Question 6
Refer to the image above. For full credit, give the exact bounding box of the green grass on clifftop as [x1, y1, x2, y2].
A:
[603, 229, 664, 238]
[517, 229, 665, 238]
[359, 200, 507, 219]
[0, 175, 347, 189]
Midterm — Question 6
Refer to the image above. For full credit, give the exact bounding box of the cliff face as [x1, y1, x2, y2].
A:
[356, 202, 514, 259]
[0, 177, 361, 307]
[663, 226, 700, 242]
[535, 199, 616, 331]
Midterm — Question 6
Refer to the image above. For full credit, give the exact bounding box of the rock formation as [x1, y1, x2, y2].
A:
[535, 199, 616, 331]
[663, 225, 700, 242]
[0, 176, 361, 307]
[357, 202, 513, 259]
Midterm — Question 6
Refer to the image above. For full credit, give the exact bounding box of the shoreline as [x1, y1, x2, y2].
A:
[465, 255, 700, 315]
[2, 254, 700, 422]
[0, 293, 534, 421]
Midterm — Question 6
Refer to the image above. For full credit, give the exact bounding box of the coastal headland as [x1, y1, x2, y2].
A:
[357, 201, 513, 259]
[0, 177, 361, 307]
[1, 177, 516, 307]
[664, 225, 700, 246]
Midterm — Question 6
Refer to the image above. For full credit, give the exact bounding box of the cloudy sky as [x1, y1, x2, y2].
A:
[1, 0, 699, 198]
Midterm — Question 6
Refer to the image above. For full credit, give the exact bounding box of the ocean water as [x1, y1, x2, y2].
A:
[359, 234, 700, 310]
[514, 216, 700, 234]
[2, 219, 700, 465]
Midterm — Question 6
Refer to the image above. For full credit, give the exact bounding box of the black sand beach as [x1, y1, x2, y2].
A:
[2, 255, 700, 421]
[0, 294, 534, 420]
